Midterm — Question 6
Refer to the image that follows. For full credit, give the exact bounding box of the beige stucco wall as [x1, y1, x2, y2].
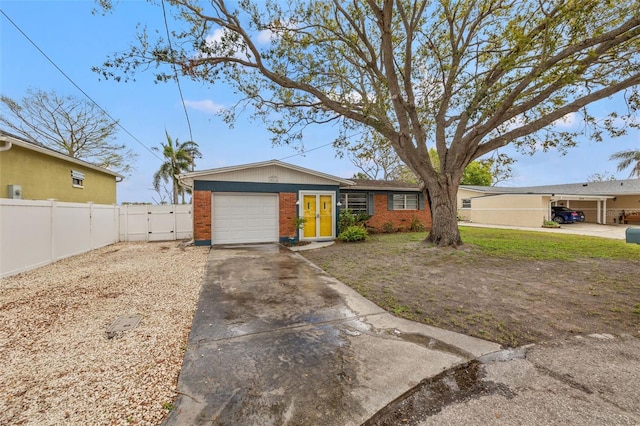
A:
[457, 188, 484, 221]
[0, 145, 117, 204]
[469, 194, 550, 227]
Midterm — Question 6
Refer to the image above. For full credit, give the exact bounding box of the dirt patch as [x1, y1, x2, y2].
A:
[301, 236, 640, 347]
[363, 360, 515, 425]
[0, 242, 209, 425]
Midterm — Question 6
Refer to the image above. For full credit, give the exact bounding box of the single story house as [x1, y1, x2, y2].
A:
[0, 130, 123, 204]
[458, 179, 640, 227]
[179, 160, 432, 246]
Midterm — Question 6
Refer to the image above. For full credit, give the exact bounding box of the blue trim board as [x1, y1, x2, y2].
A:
[195, 239, 211, 246]
[194, 180, 339, 193]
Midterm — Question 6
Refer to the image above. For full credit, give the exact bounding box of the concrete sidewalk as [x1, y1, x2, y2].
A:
[164, 244, 500, 425]
[415, 334, 640, 425]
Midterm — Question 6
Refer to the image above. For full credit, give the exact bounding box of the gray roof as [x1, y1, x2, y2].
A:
[462, 179, 640, 196]
[343, 179, 421, 191]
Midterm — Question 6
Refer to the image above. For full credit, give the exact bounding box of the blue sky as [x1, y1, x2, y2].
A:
[1, 1, 638, 204]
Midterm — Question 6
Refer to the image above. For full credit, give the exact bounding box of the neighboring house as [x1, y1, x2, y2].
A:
[179, 160, 433, 246]
[458, 179, 640, 227]
[0, 130, 122, 204]
[340, 179, 432, 232]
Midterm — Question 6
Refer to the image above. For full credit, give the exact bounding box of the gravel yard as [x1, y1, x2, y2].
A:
[0, 242, 209, 425]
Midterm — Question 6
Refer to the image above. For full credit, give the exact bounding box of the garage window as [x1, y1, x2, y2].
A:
[462, 198, 471, 208]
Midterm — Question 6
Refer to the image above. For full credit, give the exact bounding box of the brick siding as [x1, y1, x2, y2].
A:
[365, 193, 432, 232]
[279, 192, 297, 239]
[193, 190, 211, 242]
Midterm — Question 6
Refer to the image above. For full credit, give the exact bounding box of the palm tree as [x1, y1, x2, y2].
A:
[153, 131, 202, 204]
[610, 149, 640, 179]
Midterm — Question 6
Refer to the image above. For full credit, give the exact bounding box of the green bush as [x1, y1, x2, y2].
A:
[338, 225, 368, 242]
[381, 221, 395, 233]
[339, 208, 370, 233]
[410, 217, 426, 232]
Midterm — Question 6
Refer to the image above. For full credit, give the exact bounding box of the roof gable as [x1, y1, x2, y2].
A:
[180, 160, 353, 186]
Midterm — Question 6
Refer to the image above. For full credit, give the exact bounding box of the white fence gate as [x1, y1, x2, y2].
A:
[119, 204, 192, 242]
[0, 200, 193, 278]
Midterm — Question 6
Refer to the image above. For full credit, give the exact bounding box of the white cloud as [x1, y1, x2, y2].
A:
[256, 29, 274, 44]
[552, 112, 577, 128]
[183, 99, 224, 114]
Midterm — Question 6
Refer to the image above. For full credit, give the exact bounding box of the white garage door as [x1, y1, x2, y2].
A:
[212, 193, 279, 244]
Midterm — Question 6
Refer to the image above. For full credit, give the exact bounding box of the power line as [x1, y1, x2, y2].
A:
[160, 0, 194, 143]
[0, 8, 163, 162]
[278, 141, 336, 160]
[278, 129, 368, 160]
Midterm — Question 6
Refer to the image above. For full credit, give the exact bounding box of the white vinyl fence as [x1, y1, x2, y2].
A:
[0, 200, 192, 278]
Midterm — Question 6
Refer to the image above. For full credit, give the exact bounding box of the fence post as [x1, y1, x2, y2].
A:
[49, 199, 57, 263]
[89, 202, 95, 250]
[174, 204, 178, 240]
[115, 204, 120, 243]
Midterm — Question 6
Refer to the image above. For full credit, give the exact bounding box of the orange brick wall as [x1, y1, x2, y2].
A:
[365, 193, 432, 232]
[193, 190, 212, 242]
[279, 192, 298, 239]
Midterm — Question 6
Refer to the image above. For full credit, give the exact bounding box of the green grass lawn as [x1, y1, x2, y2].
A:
[458, 226, 640, 261]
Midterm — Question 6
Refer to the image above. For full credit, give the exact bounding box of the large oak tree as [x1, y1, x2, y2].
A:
[97, 0, 640, 246]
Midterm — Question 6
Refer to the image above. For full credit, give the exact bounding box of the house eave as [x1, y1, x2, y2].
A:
[0, 131, 124, 179]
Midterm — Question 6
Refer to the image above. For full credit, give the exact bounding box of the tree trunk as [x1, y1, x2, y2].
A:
[172, 179, 179, 205]
[424, 176, 462, 247]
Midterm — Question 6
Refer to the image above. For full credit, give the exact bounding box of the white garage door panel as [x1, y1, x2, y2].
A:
[213, 194, 278, 244]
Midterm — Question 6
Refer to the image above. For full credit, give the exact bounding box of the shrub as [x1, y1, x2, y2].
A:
[338, 225, 368, 242]
[410, 217, 426, 232]
[381, 221, 395, 233]
[339, 208, 370, 233]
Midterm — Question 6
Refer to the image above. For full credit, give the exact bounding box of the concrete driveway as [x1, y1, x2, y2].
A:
[164, 244, 499, 425]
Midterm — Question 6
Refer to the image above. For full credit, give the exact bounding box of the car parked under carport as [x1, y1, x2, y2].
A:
[551, 206, 585, 224]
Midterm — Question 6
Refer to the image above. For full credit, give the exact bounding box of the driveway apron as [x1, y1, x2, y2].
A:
[164, 243, 499, 425]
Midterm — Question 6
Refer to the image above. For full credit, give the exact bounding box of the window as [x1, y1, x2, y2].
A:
[462, 198, 471, 209]
[340, 192, 368, 214]
[392, 193, 419, 210]
[71, 170, 85, 188]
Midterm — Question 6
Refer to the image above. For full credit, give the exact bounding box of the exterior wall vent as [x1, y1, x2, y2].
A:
[8, 184, 22, 199]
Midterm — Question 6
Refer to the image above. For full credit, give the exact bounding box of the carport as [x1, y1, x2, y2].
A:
[460, 180, 640, 227]
[550, 194, 616, 224]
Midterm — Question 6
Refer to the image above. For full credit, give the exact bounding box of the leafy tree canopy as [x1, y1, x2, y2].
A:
[95, 0, 640, 246]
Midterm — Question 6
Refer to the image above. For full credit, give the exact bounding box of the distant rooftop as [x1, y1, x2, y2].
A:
[462, 179, 640, 196]
[344, 179, 421, 191]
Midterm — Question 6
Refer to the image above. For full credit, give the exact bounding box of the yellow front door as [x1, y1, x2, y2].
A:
[301, 193, 334, 239]
[303, 195, 317, 238]
[319, 195, 332, 237]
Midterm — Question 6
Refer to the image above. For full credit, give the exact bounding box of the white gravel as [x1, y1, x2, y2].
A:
[0, 241, 209, 425]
